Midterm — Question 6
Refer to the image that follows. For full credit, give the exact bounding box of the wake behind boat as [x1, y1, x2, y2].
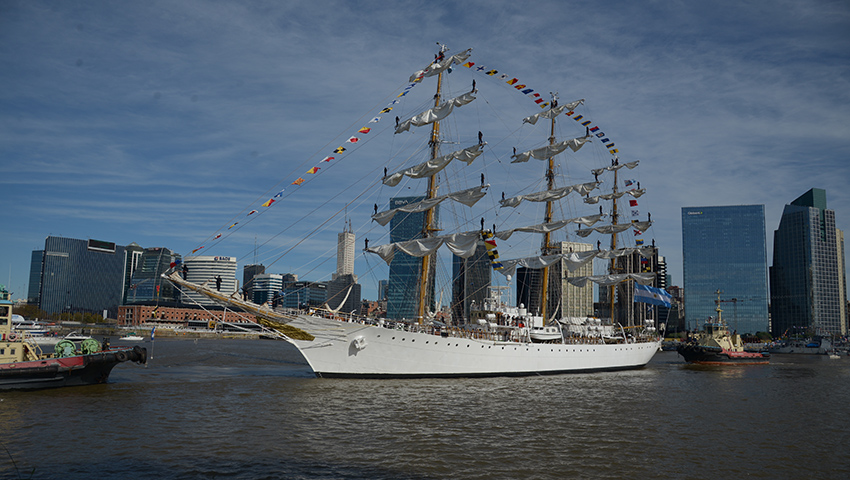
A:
[165, 45, 664, 378]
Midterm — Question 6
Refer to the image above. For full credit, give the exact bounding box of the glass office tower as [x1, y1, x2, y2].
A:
[386, 196, 437, 321]
[451, 241, 490, 323]
[126, 247, 180, 304]
[770, 188, 843, 336]
[34, 236, 128, 318]
[681, 205, 769, 334]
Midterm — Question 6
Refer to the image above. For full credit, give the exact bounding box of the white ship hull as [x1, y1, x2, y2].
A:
[286, 314, 661, 378]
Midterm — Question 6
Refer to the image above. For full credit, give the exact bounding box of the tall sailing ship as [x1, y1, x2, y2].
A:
[166, 45, 663, 377]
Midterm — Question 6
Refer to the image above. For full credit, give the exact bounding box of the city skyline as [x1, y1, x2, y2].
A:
[2, 1, 849, 302]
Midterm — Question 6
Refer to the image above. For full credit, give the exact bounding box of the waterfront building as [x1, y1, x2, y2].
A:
[516, 266, 560, 317]
[30, 236, 128, 318]
[377, 279, 388, 301]
[682, 205, 769, 334]
[123, 243, 144, 304]
[386, 196, 437, 320]
[666, 285, 686, 333]
[326, 222, 361, 313]
[560, 241, 593, 319]
[118, 304, 257, 327]
[770, 189, 844, 336]
[279, 281, 327, 309]
[334, 221, 356, 280]
[126, 247, 181, 304]
[604, 246, 661, 327]
[251, 273, 282, 305]
[838, 229, 847, 335]
[655, 255, 672, 325]
[27, 250, 43, 305]
[516, 266, 541, 315]
[451, 241, 490, 323]
[180, 256, 237, 307]
[243, 264, 265, 302]
[326, 274, 361, 314]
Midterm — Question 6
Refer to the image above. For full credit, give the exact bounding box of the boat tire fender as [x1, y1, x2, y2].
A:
[116, 350, 129, 362]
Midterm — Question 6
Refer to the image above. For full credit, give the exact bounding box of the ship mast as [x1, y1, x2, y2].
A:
[540, 93, 558, 321]
[416, 46, 446, 325]
[608, 159, 619, 324]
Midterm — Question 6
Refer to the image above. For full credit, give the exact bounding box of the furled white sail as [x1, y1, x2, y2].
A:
[495, 246, 657, 278]
[395, 92, 477, 134]
[583, 188, 646, 204]
[595, 246, 656, 259]
[496, 250, 599, 277]
[366, 231, 481, 264]
[591, 160, 639, 176]
[408, 48, 473, 83]
[371, 185, 488, 226]
[522, 99, 584, 125]
[510, 135, 591, 163]
[500, 181, 600, 208]
[495, 215, 604, 241]
[567, 273, 656, 288]
[575, 220, 652, 238]
[382, 144, 484, 187]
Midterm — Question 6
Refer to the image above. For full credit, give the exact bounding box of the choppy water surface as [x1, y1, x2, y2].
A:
[2, 339, 849, 479]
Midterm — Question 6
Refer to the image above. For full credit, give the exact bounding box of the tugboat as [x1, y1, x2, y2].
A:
[677, 291, 769, 365]
[0, 285, 148, 390]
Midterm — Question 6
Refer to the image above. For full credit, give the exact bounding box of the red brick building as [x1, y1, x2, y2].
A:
[118, 304, 257, 327]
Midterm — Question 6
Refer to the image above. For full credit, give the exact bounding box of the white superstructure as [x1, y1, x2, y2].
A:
[285, 314, 660, 377]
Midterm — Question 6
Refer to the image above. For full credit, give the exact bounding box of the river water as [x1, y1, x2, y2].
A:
[1, 338, 848, 479]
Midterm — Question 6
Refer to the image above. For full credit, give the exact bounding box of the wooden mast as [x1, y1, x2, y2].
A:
[609, 160, 619, 325]
[416, 51, 444, 325]
[540, 96, 557, 321]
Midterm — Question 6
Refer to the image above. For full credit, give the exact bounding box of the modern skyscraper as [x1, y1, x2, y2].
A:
[682, 205, 770, 334]
[251, 273, 282, 305]
[597, 247, 661, 327]
[377, 279, 389, 301]
[181, 256, 237, 307]
[126, 247, 181, 304]
[451, 241, 490, 323]
[32, 236, 128, 318]
[516, 266, 542, 315]
[327, 273, 362, 315]
[243, 264, 265, 302]
[27, 250, 43, 305]
[560, 241, 593, 319]
[770, 189, 844, 336]
[386, 196, 437, 320]
[123, 243, 144, 304]
[335, 221, 356, 280]
[279, 281, 327, 309]
[838, 229, 847, 335]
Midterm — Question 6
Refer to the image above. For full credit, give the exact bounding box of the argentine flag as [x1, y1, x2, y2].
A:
[634, 284, 672, 307]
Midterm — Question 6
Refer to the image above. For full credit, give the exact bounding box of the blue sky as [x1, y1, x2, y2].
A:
[2, 0, 849, 303]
